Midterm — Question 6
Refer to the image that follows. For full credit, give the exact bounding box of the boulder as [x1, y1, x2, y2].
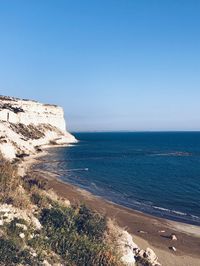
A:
[121, 253, 136, 266]
[107, 220, 137, 266]
[19, 232, 25, 239]
[107, 220, 161, 266]
[144, 248, 158, 264]
[169, 246, 177, 252]
[170, 234, 177, 241]
[118, 230, 138, 265]
[16, 223, 28, 231]
[135, 247, 161, 266]
[138, 230, 147, 234]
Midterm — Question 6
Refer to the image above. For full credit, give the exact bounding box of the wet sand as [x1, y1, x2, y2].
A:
[25, 155, 200, 266]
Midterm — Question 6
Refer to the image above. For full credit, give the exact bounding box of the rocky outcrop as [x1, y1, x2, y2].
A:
[107, 220, 161, 266]
[135, 248, 161, 266]
[0, 203, 42, 230]
[0, 95, 77, 160]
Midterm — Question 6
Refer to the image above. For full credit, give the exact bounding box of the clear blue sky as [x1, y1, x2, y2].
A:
[0, 0, 200, 131]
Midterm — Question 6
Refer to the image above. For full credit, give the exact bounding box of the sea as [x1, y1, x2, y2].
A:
[35, 132, 200, 225]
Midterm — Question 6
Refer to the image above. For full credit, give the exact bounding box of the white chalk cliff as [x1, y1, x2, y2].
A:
[0, 95, 77, 160]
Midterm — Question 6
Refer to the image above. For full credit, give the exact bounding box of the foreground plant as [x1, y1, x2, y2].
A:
[0, 156, 123, 265]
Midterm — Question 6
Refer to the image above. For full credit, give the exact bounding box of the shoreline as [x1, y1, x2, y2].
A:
[23, 150, 200, 266]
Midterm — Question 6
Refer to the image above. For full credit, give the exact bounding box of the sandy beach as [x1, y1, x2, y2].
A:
[23, 153, 200, 266]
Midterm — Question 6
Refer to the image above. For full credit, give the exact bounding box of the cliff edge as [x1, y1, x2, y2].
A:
[0, 95, 77, 160]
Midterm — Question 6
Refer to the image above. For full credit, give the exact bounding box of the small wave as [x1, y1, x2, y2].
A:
[153, 206, 171, 212]
[153, 206, 187, 216]
[91, 182, 99, 189]
[59, 168, 89, 172]
[152, 206, 200, 221]
[172, 210, 187, 216]
[67, 144, 76, 147]
[152, 151, 191, 157]
[191, 215, 200, 219]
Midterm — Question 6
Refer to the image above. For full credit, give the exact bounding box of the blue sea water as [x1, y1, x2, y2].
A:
[36, 132, 200, 225]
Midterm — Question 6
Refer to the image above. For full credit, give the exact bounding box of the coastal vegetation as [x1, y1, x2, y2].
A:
[0, 152, 162, 266]
[0, 155, 122, 265]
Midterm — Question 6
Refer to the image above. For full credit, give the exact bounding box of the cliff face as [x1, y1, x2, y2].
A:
[0, 96, 77, 160]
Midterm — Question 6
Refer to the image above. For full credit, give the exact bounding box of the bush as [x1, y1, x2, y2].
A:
[75, 205, 107, 241]
[6, 218, 27, 235]
[0, 238, 19, 265]
[59, 233, 119, 266]
[30, 191, 50, 208]
[0, 238, 39, 266]
[38, 205, 120, 266]
[40, 206, 76, 235]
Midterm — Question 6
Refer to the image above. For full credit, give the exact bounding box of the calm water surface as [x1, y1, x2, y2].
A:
[35, 132, 200, 225]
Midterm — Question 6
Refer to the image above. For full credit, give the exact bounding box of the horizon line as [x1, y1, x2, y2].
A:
[71, 130, 200, 133]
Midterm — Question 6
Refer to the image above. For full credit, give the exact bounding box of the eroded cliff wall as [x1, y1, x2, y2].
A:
[0, 96, 77, 160]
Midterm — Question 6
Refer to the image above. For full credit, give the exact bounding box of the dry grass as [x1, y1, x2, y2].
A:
[0, 154, 31, 208]
[0, 157, 18, 197]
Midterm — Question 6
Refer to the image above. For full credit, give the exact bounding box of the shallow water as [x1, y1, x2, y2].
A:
[36, 132, 200, 225]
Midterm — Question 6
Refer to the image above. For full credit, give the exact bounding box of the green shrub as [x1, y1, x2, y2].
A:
[38, 205, 120, 266]
[40, 206, 76, 235]
[5, 218, 28, 248]
[7, 220, 20, 235]
[75, 205, 107, 241]
[60, 234, 108, 265]
[30, 192, 44, 207]
[28, 233, 49, 259]
[0, 238, 39, 266]
[0, 238, 19, 265]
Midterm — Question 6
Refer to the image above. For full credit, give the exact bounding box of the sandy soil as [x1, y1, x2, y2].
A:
[23, 154, 200, 266]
